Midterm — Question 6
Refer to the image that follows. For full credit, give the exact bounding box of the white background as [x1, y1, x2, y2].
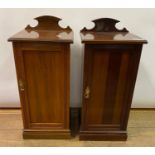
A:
[0, 8, 155, 108]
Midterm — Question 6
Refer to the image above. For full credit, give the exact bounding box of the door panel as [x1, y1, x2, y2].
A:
[86, 51, 110, 125]
[23, 50, 65, 127]
[14, 43, 67, 129]
[83, 46, 131, 130]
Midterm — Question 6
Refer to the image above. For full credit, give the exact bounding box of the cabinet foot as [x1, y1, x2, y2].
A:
[23, 129, 71, 139]
[79, 131, 127, 141]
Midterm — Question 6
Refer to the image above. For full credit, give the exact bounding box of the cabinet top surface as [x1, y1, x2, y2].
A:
[80, 18, 147, 44]
[8, 15, 73, 43]
[80, 32, 147, 44]
[8, 29, 73, 43]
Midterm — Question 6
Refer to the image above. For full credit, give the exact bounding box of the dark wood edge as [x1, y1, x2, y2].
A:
[81, 18, 129, 33]
[0, 107, 21, 109]
[131, 108, 155, 110]
[81, 41, 148, 44]
[8, 38, 73, 43]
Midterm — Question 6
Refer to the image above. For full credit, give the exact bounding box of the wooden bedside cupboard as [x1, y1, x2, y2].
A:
[79, 18, 147, 141]
[8, 16, 73, 139]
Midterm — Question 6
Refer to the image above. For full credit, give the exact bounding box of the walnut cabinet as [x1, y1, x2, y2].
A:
[8, 16, 73, 139]
[79, 18, 147, 140]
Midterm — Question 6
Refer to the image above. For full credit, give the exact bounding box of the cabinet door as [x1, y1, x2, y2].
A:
[82, 45, 141, 131]
[13, 42, 69, 130]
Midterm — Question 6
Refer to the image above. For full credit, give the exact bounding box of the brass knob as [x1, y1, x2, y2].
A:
[18, 79, 24, 91]
[84, 86, 90, 99]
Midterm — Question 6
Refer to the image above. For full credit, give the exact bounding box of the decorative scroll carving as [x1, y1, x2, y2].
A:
[25, 15, 71, 31]
[81, 18, 128, 32]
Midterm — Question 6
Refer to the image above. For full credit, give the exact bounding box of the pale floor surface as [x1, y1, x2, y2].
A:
[0, 109, 154, 147]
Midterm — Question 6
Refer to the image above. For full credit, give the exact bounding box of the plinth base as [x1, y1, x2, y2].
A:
[23, 129, 71, 139]
[79, 130, 127, 141]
